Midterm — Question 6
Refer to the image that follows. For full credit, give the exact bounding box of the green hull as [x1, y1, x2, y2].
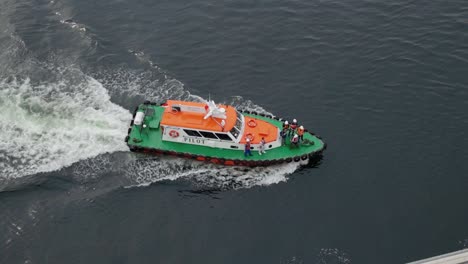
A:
[125, 103, 326, 166]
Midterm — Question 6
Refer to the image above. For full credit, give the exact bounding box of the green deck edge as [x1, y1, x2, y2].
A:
[127, 105, 325, 161]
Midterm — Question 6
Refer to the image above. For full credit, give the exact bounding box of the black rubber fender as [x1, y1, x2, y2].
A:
[301, 154, 308, 160]
[247, 161, 257, 167]
[293, 156, 301, 162]
[273, 159, 283, 164]
[239, 160, 249, 166]
[267, 159, 276, 165]
[286, 157, 293, 163]
[131, 146, 139, 151]
[124, 136, 129, 142]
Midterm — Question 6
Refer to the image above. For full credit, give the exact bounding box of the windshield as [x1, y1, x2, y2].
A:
[229, 110, 243, 138]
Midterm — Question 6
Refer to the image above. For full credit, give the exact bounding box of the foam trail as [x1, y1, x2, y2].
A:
[0, 77, 131, 179]
[224, 95, 273, 115]
[93, 65, 203, 104]
[0, 5, 132, 180]
[317, 248, 352, 264]
[121, 155, 300, 189]
[50, 0, 88, 34]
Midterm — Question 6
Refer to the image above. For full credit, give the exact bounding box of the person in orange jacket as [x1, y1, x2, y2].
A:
[297, 125, 305, 143]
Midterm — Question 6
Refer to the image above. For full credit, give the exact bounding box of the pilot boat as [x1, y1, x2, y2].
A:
[125, 100, 326, 167]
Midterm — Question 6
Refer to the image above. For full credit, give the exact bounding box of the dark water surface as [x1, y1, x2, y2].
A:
[1, 0, 468, 263]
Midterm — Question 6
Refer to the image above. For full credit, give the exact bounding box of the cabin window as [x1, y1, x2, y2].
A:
[199, 131, 218, 139]
[229, 127, 239, 137]
[215, 133, 232, 141]
[184, 129, 202, 137]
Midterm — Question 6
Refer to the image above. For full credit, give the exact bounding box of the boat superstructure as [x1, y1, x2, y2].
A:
[158, 100, 281, 151]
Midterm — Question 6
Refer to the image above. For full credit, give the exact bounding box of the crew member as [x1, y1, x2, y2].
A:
[291, 134, 299, 147]
[244, 138, 253, 157]
[289, 119, 298, 136]
[283, 120, 290, 132]
[259, 137, 266, 155]
[297, 125, 305, 142]
[280, 128, 287, 145]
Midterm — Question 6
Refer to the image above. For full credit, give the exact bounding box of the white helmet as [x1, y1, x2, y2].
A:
[294, 134, 298, 138]
[299, 125, 304, 129]
[293, 119, 297, 123]
[284, 120, 289, 125]
[246, 138, 250, 142]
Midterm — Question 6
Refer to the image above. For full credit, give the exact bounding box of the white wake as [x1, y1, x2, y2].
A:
[0, 77, 131, 179]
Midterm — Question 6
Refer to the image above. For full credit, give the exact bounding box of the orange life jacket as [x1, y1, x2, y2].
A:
[297, 128, 304, 136]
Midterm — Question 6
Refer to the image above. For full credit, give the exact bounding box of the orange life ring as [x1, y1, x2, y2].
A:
[248, 119, 257, 128]
[169, 130, 179, 138]
[245, 133, 254, 141]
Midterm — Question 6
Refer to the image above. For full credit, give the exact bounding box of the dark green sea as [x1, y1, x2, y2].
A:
[1, 0, 468, 263]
